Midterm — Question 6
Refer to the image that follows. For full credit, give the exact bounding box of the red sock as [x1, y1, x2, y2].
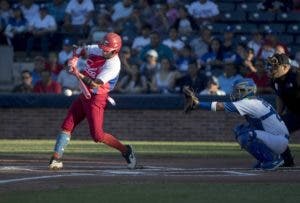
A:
[101, 133, 127, 154]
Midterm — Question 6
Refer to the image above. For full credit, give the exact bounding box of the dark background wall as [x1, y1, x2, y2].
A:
[1, 94, 299, 143]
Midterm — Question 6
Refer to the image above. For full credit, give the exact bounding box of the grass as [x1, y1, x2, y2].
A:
[0, 139, 300, 158]
[1, 183, 300, 203]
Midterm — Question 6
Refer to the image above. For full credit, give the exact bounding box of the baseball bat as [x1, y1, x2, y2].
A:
[76, 75, 91, 99]
[71, 46, 91, 99]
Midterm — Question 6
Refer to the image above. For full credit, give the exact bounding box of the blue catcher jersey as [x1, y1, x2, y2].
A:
[224, 98, 289, 136]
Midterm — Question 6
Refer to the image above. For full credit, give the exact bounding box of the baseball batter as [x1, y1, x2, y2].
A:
[184, 78, 289, 170]
[49, 32, 137, 170]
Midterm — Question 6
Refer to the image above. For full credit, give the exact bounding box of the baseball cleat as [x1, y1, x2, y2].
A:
[280, 147, 295, 167]
[49, 156, 63, 170]
[122, 145, 137, 169]
[260, 157, 284, 171]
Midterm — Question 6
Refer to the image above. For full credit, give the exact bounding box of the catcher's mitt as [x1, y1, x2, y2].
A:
[183, 86, 199, 114]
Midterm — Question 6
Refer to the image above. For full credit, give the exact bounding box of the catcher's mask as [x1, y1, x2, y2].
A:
[230, 78, 257, 101]
[266, 53, 290, 73]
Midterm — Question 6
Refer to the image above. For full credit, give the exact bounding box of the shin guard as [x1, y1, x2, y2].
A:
[234, 124, 277, 163]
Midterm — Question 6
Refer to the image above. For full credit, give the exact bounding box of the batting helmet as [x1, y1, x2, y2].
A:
[99, 32, 122, 53]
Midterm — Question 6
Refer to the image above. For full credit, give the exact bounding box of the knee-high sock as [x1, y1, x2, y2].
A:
[53, 132, 70, 158]
[101, 133, 127, 154]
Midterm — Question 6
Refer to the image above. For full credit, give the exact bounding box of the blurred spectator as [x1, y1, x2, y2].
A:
[165, 0, 179, 25]
[139, 31, 174, 62]
[63, 0, 94, 37]
[245, 59, 273, 94]
[275, 44, 286, 54]
[257, 39, 275, 60]
[58, 37, 73, 65]
[243, 48, 257, 73]
[275, 44, 299, 68]
[46, 52, 63, 81]
[4, 5, 27, 50]
[176, 44, 195, 73]
[258, 0, 294, 12]
[47, 0, 67, 26]
[294, 0, 300, 11]
[187, 0, 219, 25]
[149, 58, 179, 93]
[20, 0, 39, 24]
[0, 15, 6, 44]
[12, 70, 33, 93]
[33, 69, 61, 94]
[175, 59, 208, 93]
[173, 6, 199, 37]
[115, 64, 147, 93]
[140, 49, 160, 90]
[147, 4, 169, 35]
[232, 42, 248, 66]
[222, 25, 236, 56]
[87, 13, 112, 44]
[218, 63, 243, 94]
[136, 0, 155, 20]
[294, 51, 300, 68]
[131, 23, 151, 55]
[199, 76, 225, 95]
[119, 46, 135, 78]
[247, 31, 263, 57]
[189, 26, 212, 59]
[0, 0, 11, 24]
[200, 38, 224, 76]
[26, 5, 57, 58]
[111, 0, 134, 23]
[31, 56, 46, 85]
[120, 7, 142, 46]
[257, 30, 288, 60]
[162, 27, 185, 60]
[57, 63, 80, 96]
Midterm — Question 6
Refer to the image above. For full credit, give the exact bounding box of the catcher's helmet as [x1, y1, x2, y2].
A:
[99, 32, 122, 53]
[231, 78, 257, 101]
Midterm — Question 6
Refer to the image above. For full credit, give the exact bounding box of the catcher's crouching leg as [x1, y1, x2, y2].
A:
[183, 86, 199, 114]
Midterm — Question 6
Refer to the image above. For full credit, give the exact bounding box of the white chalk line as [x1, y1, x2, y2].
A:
[1, 164, 300, 184]
[0, 165, 259, 185]
[0, 173, 94, 184]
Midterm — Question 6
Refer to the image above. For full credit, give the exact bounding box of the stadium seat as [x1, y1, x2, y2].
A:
[236, 34, 251, 43]
[208, 23, 228, 34]
[234, 24, 258, 34]
[219, 10, 247, 22]
[236, 2, 258, 12]
[296, 36, 300, 44]
[248, 12, 275, 23]
[287, 24, 300, 34]
[288, 45, 300, 54]
[214, 0, 244, 2]
[277, 35, 294, 45]
[217, 2, 235, 12]
[276, 12, 300, 22]
[258, 24, 285, 34]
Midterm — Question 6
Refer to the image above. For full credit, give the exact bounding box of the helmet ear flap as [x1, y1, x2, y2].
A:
[99, 32, 122, 53]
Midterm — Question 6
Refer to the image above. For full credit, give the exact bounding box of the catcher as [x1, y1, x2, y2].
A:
[183, 78, 289, 170]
